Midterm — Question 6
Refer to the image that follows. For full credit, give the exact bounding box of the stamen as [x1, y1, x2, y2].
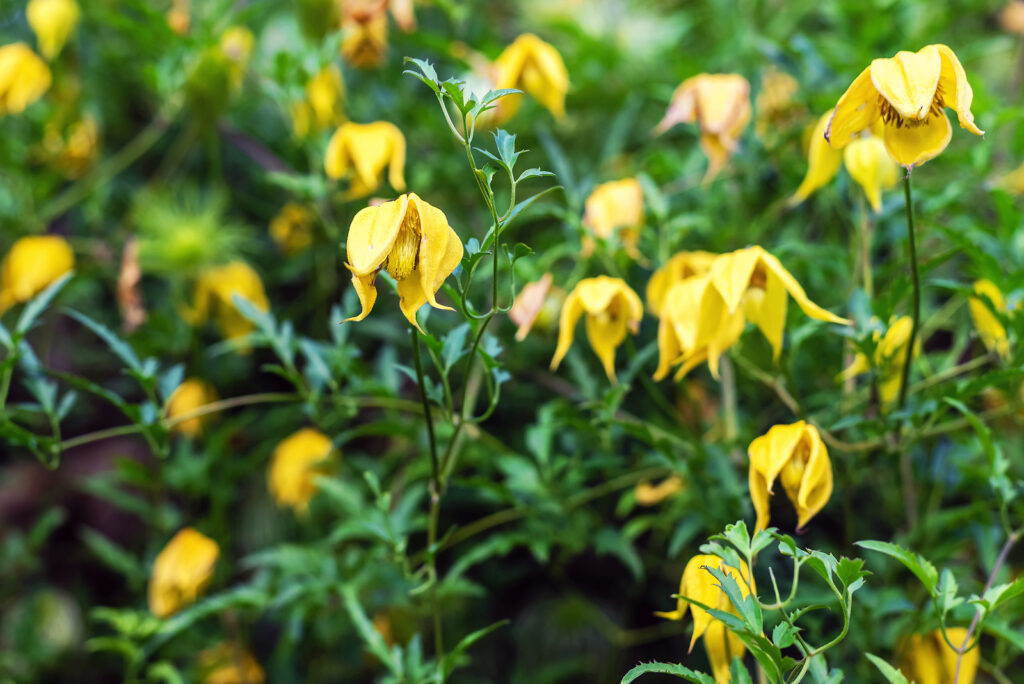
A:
[878, 84, 945, 129]
[383, 211, 420, 280]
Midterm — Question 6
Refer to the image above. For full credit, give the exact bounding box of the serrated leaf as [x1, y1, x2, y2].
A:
[619, 661, 716, 684]
[66, 309, 143, 374]
[772, 621, 797, 648]
[864, 654, 911, 684]
[16, 272, 73, 335]
[856, 540, 939, 595]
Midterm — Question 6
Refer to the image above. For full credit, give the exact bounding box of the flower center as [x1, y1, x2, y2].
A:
[383, 212, 420, 280]
[878, 85, 945, 129]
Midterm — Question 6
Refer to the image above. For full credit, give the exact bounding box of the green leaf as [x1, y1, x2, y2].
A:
[594, 527, 644, 580]
[441, 619, 509, 677]
[16, 272, 72, 335]
[836, 557, 871, 594]
[619, 662, 716, 684]
[402, 57, 440, 95]
[80, 527, 144, 585]
[340, 584, 400, 675]
[937, 569, 963, 617]
[864, 654, 911, 684]
[500, 185, 563, 231]
[442, 323, 469, 371]
[66, 309, 144, 375]
[856, 540, 939, 595]
[772, 621, 798, 649]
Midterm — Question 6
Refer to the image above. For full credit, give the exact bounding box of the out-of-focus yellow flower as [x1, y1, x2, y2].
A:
[149, 528, 219, 618]
[646, 250, 716, 317]
[191, 262, 269, 345]
[755, 66, 801, 143]
[344, 193, 462, 331]
[791, 111, 899, 212]
[510, 273, 566, 341]
[0, 235, 74, 315]
[492, 33, 569, 123]
[898, 627, 978, 684]
[550, 276, 643, 383]
[996, 161, 1024, 195]
[655, 74, 751, 183]
[269, 203, 315, 255]
[969, 279, 1011, 360]
[167, 0, 189, 34]
[219, 26, 254, 86]
[838, 316, 916, 409]
[166, 378, 218, 438]
[43, 115, 99, 178]
[268, 428, 335, 513]
[826, 45, 983, 168]
[0, 43, 51, 116]
[748, 421, 833, 532]
[1001, 1, 1024, 34]
[197, 642, 265, 684]
[325, 121, 406, 198]
[341, 0, 388, 69]
[656, 554, 752, 683]
[581, 178, 644, 260]
[634, 475, 685, 506]
[26, 0, 80, 60]
[292, 64, 346, 138]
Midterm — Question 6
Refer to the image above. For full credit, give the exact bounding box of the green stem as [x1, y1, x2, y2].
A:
[896, 174, 920, 414]
[410, 328, 440, 489]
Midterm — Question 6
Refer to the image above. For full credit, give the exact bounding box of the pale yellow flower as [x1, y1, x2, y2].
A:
[969, 279, 1011, 360]
[838, 316, 917, 408]
[341, 1, 388, 69]
[0, 43, 52, 116]
[191, 262, 270, 345]
[634, 476, 685, 506]
[269, 203, 315, 255]
[166, 378, 218, 438]
[509, 273, 565, 341]
[292, 65, 346, 138]
[26, 0, 80, 60]
[149, 528, 219, 618]
[492, 33, 569, 123]
[581, 178, 644, 260]
[0, 235, 74, 314]
[755, 66, 801, 143]
[898, 627, 978, 684]
[267, 428, 335, 513]
[325, 121, 406, 198]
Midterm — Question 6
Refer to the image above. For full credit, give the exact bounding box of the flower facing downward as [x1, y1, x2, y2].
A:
[0, 43, 52, 116]
[550, 276, 643, 383]
[0, 235, 74, 314]
[634, 476, 685, 506]
[969, 279, 1011, 360]
[898, 627, 978, 684]
[341, 0, 388, 69]
[268, 428, 335, 514]
[198, 642, 265, 684]
[149, 528, 219, 618]
[509, 273, 564, 341]
[826, 45, 983, 168]
[325, 121, 406, 198]
[191, 262, 270, 345]
[166, 378, 218, 438]
[581, 178, 644, 260]
[269, 203, 315, 255]
[748, 421, 833, 532]
[493, 34, 569, 122]
[26, 0, 80, 60]
[646, 250, 716, 317]
[838, 316, 916, 408]
[344, 193, 463, 331]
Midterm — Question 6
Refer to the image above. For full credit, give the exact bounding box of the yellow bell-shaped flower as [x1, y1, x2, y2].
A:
[826, 45, 983, 168]
[292, 64, 346, 138]
[634, 475, 685, 506]
[191, 261, 270, 345]
[44, 115, 100, 179]
[165, 378, 218, 438]
[341, 1, 388, 69]
[269, 203, 315, 256]
[0, 235, 74, 314]
[492, 33, 569, 122]
[969, 279, 1011, 361]
[325, 121, 406, 198]
[197, 642, 265, 684]
[148, 527, 219, 618]
[581, 178, 644, 260]
[550, 276, 643, 383]
[27, 0, 80, 60]
[0, 43, 51, 116]
[219, 26, 253, 88]
[267, 428, 335, 514]
[748, 420, 833, 532]
[646, 250, 716, 317]
[344, 193, 463, 331]
[755, 66, 801, 144]
[838, 316, 916, 409]
[897, 627, 978, 684]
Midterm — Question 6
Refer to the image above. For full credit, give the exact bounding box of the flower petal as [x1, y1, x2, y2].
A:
[710, 248, 760, 314]
[825, 67, 878, 149]
[409, 194, 457, 309]
[759, 249, 852, 325]
[695, 74, 750, 136]
[346, 196, 406, 276]
[745, 268, 788, 360]
[843, 135, 899, 212]
[703, 621, 746, 684]
[882, 112, 952, 168]
[794, 426, 832, 531]
[550, 289, 584, 371]
[344, 273, 378, 323]
[748, 421, 806, 499]
[870, 46, 941, 120]
[934, 44, 984, 136]
[577, 275, 625, 314]
[584, 303, 629, 383]
[790, 110, 844, 206]
[654, 76, 699, 134]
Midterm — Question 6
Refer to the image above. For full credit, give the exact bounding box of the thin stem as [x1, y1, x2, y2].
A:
[896, 174, 921, 415]
[410, 328, 440, 489]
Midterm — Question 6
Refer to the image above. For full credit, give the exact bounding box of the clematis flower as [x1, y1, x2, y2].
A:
[634, 475, 685, 506]
[825, 45, 983, 169]
[897, 627, 978, 684]
[755, 66, 801, 145]
[219, 26, 254, 87]
[292, 64, 345, 138]
[581, 178, 644, 260]
[646, 250, 716, 317]
[324, 121, 406, 198]
[791, 111, 899, 212]
[341, 0, 388, 69]
[26, 0, 80, 60]
[0, 235, 74, 314]
[269, 203, 315, 256]
[969, 279, 1011, 360]
[149, 528, 219, 618]
[267, 428, 335, 514]
[748, 421, 833, 532]
[1002, 1, 1024, 35]
[550, 276, 643, 383]
[655, 74, 751, 183]
[191, 261, 270, 345]
[492, 33, 569, 123]
[0, 43, 52, 116]
[344, 193, 462, 331]
[838, 316, 916, 408]
[509, 273, 565, 341]
[198, 642, 265, 684]
[43, 115, 100, 178]
[166, 378, 218, 438]
[656, 554, 752, 683]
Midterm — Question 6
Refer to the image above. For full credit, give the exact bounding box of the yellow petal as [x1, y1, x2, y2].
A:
[582, 178, 644, 242]
[969, 279, 1010, 360]
[870, 46, 942, 121]
[0, 43, 51, 115]
[882, 112, 952, 168]
[325, 122, 406, 197]
[408, 193, 456, 310]
[934, 44, 984, 136]
[494, 34, 569, 119]
[939, 628, 978, 684]
[748, 421, 806, 502]
[695, 74, 750, 136]
[843, 135, 900, 212]
[703, 621, 746, 684]
[397, 228, 462, 330]
[699, 132, 734, 184]
[267, 427, 335, 513]
[344, 273, 378, 323]
[793, 425, 832, 530]
[744, 268, 788, 360]
[655, 76, 700, 134]
[550, 288, 584, 371]
[758, 248, 852, 325]
[837, 352, 871, 383]
[584, 303, 629, 383]
[27, 0, 80, 60]
[709, 248, 760, 315]
[790, 110, 843, 206]
[345, 197, 406, 277]
[748, 464, 772, 532]
[825, 67, 879, 149]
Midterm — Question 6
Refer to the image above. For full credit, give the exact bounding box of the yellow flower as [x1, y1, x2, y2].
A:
[219, 26, 253, 87]
[755, 66, 801, 143]
[268, 428, 335, 513]
[838, 316, 916, 408]
[656, 554, 752, 684]
[344, 193, 462, 331]
[26, 0, 80, 60]
[748, 421, 833, 532]
[148, 528, 219, 618]
[44, 115, 100, 178]
[509, 273, 565, 341]
[996, 161, 1024, 195]
[197, 642, 265, 684]
[191, 261, 270, 345]
[492, 33, 569, 122]
[0, 235, 74, 314]
[550, 276, 643, 383]
[325, 121, 406, 198]
[646, 250, 716, 317]
[0, 43, 52, 116]
[969, 279, 1011, 360]
[296, 64, 346, 139]
[1001, 1, 1024, 34]
[655, 74, 751, 183]
[634, 475, 685, 506]
[791, 111, 899, 212]
[341, 1, 388, 69]
[165, 378, 218, 438]
[898, 627, 978, 684]
[581, 178, 644, 260]
[167, 0, 189, 35]
[269, 203, 315, 255]
[826, 45, 983, 169]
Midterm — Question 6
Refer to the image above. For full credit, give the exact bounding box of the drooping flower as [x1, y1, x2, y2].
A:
[269, 203, 315, 256]
[26, 0, 80, 60]
[268, 428, 335, 514]
[655, 74, 751, 183]
[825, 45, 983, 168]
[0, 235, 74, 314]
[755, 66, 801, 144]
[190, 262, 270, 345]
[1001, 1, 1024, 35]
[341, 0, 388, 69]
[509, 273, 565, 341]
[492, 33, 569, 122]
[748, 421, 833, 532]
[838, 316, 916, 408]
[646, 250, 716, 317]
[581, 178, 644, 260]
[149, 528, 219, 618]
[292, 64, 345, 138]
[197, 642, 265, 684]
[634, 475, 685, 506]
[219, 26, 254, 86]
[43, 115, 100, 178]
[344, 193, 462, 331]
[550, 276, 643, 383]
[325, 121, 406, 198]
[166, 378, 218, 438]
[0, 43, 52, 116]
[969, 279, 1011, 361]
[117, 238, 146, 332]
[897, 627, 978, 684]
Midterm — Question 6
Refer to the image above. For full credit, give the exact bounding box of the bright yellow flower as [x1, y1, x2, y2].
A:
[292, 65, 346, 138]
[581, 178, 644, 260]
[0, 235, 74, 314]
[655, 74, 751, 183]
[166, 378, 218, 438]
[969, 279, 1011, 360]
[27, 0, 80, 60]
[0, 43, 51, 116]
[755, 66, 801, 143]
[634, 475, 685, 506]
[509, 273, 565, 341]
[838, 316, 916, 408]
[646, 250, 716, 317]
[826, 45, 983, 169]
[268, 428, 335, 514]
[198, 642, 265, 684]
[550, 276, 643, 383]
[898, 627, 978, 684]
[269, 203, 315, 255]
[325, 121, 406, 198]
[341, 1, 388, 69]
[148, 528, 219, 618]
[493, 33, 569, 122]
[748, 421, 833, 532]
[344, 193, 462, 331]
[191, 262, 270, 345]
[791, 111, 899, 212]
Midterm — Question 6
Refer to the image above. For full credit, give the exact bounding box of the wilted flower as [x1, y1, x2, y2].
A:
[634, 476, 685, 506]
[191, 262, 270, 345]
[826, 45, 983, 168]
[269, 203, 315, 255]
[344, 193, 462, 331]
[838, 316, 916, 408]
[550, 276, 643, 383]
[646, 250, 716, 317]
[43, 115, 99, 178]
[27, 0, 80, 60]
[755, 66, 801, 144]
[117, 238, 146, 332]
[898, 627, 978, 684]
[267, 428, 335, 513]
[581, 178, 644, 260]
[325, 121, 406, 198]
[748, 421, 833, 532]
[292, 65, 345, 138]
[0, 235, 73, 314]
[149, 528, 219, 618]
[166, 378, 218, 438]
[655, 74, 751, 183]
[969, 279, 1011, 360]
[492, 33, 569, 123]
[197, 642, 265, 684]
[510, 273, 565, 341]
[0, 43, 52, 116]
[1001, 1, 1024, 34]
[341, 0, 388, 68]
